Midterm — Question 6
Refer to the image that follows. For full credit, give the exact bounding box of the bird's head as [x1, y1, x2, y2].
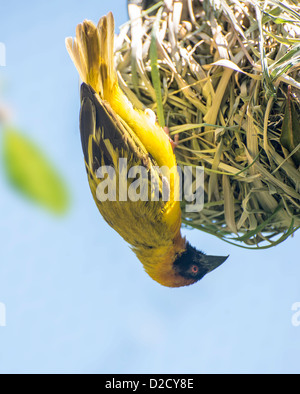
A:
[172, 242, 228, 287]
[145, 242, 228, 287]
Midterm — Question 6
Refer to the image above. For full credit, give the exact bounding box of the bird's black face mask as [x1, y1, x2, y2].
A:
[173, 242, 228, 282]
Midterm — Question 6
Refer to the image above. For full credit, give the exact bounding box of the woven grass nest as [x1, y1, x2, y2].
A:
[114, 0, 300, 248]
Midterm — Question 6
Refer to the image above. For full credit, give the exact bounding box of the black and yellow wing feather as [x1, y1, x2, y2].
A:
[79, 83, 175, 255]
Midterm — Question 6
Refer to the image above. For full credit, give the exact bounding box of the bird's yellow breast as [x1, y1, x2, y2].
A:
[109, 86, 181, 234]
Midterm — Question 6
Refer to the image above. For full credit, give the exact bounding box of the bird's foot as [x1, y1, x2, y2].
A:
[164, 126, 179, 152]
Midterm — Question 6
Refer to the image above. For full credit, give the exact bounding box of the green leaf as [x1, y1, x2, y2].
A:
[255, 5, 277, 98]
[269, 44, 300, 80]
[280, 88, 300, 167]
[2, 128, 69, 214]
[150, 6, 165, 128]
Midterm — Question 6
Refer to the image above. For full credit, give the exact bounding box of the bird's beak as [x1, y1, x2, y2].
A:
[202, 255, 229, 272]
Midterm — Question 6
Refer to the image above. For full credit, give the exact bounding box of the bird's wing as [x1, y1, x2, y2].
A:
[80, 83, 152, 178]
[79, 83, 172, 249]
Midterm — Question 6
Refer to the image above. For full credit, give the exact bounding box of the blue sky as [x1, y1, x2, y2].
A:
[0, 0, 300, 373]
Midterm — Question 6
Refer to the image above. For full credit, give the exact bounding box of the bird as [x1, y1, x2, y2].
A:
[66, 12, 228, 287]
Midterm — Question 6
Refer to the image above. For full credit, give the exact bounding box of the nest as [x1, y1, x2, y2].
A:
[115, 0, 300, 248]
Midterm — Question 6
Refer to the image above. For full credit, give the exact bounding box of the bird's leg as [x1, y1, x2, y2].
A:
[163, 126, 179, 152]
[144, 108, 179, 151]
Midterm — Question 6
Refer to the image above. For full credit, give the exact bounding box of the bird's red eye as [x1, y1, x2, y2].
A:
[190, 265, 199, 275]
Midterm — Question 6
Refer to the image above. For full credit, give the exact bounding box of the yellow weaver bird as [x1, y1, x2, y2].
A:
[66, 12, 228, 287]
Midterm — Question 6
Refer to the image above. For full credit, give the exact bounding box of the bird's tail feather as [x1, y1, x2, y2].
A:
[65, 12, 116, 99]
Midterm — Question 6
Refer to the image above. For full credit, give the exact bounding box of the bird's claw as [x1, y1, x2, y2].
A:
[164, 126, 179, 152]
